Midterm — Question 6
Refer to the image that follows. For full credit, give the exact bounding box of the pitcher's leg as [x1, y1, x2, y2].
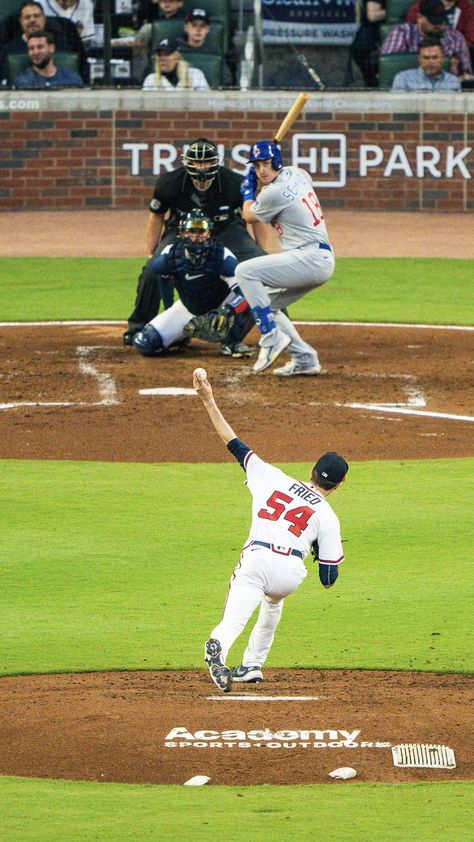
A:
[241, 597, 284, 667]
[209, 581, 264, 664]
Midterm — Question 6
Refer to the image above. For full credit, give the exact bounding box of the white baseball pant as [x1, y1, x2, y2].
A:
[209, 545, 307, 667]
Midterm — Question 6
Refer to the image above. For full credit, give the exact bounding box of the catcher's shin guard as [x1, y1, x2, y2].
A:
[133, 324, 164, 356]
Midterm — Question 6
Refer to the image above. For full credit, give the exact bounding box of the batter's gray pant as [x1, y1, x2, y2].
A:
[235, 243, 335, 362]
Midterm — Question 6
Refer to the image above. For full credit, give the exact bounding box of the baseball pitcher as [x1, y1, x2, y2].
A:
[193, 368, 348, 693]
[235, 141, 335, 376]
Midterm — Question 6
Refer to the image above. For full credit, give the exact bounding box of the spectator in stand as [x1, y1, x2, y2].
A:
[0, 0, 88, 84]
[391, 36, 462, 88]
[181, 8, 233, 85]
[350, 0, 386, 87]
[136, 0, 185, 27]
[133, 0, 185, 80]
[13, 29, 84, 87]
[142, 36, 209, 90]
[381, 0, 473, 77]
[38, 0, 96, 46]
[406, 0, 474, 48]
[182, 8, 219, 53]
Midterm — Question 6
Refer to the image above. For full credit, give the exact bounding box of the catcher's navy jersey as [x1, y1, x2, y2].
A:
[151, 241, 238, 316]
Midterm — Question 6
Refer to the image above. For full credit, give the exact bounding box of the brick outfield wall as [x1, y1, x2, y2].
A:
[0, 108, 472, 211]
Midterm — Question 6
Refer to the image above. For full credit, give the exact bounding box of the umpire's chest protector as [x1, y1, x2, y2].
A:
[168, 243, 230, 315]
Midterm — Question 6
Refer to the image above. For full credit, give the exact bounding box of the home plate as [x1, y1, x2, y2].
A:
[207, 695, 320, 701]
[139, 387, 196, 396]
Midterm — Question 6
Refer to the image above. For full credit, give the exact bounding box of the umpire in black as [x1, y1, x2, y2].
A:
[123, 137, 267, 345]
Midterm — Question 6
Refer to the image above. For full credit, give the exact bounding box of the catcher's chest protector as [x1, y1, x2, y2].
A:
[167, 242, 229, 315]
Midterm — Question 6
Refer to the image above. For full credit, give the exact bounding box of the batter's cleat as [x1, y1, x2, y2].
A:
[273, 359, 322, 377]
[132, 324, 163, 356]
[231, 664, 263, 683]
[253, 329, 290, 373]
[205, 638, 233, 693]
[220, 342, 252, 358]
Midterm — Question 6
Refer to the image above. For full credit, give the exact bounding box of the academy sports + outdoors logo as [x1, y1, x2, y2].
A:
[164, 726, 392, 749]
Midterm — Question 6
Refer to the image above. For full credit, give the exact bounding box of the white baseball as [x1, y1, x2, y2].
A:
[193, 367, 207, 380]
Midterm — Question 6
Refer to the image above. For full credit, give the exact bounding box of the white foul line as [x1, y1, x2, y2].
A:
[0, 319, 473, 332]
[345, 403, 474, 423]
[206, 695, 320, 701]
[294, 320, 474, 332]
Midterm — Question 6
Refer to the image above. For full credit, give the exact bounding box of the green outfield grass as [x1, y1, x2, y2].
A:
[2, 458, 473, 676]
[1, 257, 473, 324]
[0, 777, 471, 842]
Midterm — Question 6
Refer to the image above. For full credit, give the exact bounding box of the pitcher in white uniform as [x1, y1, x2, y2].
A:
[193, 369, 349, 693]
[235, 141, 335, 376]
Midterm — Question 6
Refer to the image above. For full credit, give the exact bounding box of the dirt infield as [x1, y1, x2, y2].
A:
[0, 209, 472, 258]
[0, 209, 472, 787]
[0, 669, 471, 785]
[0, 322, 473, 463]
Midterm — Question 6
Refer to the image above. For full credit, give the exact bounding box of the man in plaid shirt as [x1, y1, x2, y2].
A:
[381, 0, 473, 77]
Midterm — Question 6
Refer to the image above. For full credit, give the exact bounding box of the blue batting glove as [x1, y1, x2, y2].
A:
[240, 167, 257, 202]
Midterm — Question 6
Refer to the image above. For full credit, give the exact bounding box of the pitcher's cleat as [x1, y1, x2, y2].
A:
[231, 664, 263, 683]
[205, 638, 233, 693]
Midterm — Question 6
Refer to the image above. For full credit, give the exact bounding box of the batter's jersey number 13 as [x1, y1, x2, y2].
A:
[258, 491, 314, 537]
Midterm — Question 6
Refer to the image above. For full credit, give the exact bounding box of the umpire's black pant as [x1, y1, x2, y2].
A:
[126, 220, 266, 335]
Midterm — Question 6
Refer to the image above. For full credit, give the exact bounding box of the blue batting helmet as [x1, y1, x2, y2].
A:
[248, 141, 283, 171]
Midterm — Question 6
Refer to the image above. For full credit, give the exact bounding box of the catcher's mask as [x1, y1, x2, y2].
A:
[247, 141, 283, 171]
[183, 138, 220, 186]
[179, 210, 214, 264]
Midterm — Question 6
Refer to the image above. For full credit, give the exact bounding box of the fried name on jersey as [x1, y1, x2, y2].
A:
[288, 482, 322, 506]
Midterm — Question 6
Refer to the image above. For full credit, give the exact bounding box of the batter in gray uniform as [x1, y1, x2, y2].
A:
[235, 141, 335, 376]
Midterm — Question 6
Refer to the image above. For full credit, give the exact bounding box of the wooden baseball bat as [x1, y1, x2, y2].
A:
[274, 93, 309, 144]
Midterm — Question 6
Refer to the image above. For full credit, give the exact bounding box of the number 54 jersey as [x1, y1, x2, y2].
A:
[251, 166, 330, 251]
[243, 449, 344, 565]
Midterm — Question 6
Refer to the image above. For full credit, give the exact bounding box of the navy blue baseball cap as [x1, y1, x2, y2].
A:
[156, 37, 181, 53]
[419, 0, 446, 23]
[314, 452, 349, 484]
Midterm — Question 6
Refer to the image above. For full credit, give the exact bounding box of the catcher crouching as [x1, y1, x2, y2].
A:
[132, 210, 254, 358]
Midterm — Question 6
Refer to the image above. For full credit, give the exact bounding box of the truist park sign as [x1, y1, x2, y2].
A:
[122, 135, 472, 188]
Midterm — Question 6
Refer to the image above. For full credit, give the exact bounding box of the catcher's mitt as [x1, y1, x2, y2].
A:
[184, 304, 235, 343]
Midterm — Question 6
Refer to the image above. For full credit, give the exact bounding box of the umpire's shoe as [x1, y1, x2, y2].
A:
[254, 328, 290, 373]
[205, 638, 233, 693]
[231, 664, 263, 683]
[123, 329, 137, 346]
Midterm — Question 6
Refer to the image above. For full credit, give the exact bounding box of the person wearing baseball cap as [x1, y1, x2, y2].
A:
[193, 369, 349, 692]
[142, 35, 210, 89]
[381, 0, 473, 77]
[182, 8, 218, 51]
[406, 0, 474, 50]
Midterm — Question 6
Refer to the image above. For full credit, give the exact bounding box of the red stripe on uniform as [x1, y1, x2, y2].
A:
[243, 450, 255, 470]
